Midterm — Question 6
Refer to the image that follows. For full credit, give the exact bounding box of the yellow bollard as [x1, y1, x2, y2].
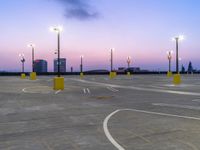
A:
[167, 71, 173, 77]
[80, 72, 84, 78]
[114, 72, 117, 77]
[53, 77, 64, 90]
[21, 73, 26, 79]
[109, 72, 116, 79]
[173, 74, 181, 85]
[127, 72, 131, 76]
[30, 72, 37, 80]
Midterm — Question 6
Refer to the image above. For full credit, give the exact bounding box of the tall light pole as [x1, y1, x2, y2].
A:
[127, 56, 131, 68]
[166, 51, 173, 72]
[80, 55, 84, 73]
[50, 26, 63, 77]
[19, 54, 25, 73]
[172, 35, 184, 74]
[28, 44, 35, 72]
[110, 48, 114, 72]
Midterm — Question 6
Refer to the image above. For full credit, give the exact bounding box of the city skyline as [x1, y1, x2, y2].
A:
[1, 0, 200, 72]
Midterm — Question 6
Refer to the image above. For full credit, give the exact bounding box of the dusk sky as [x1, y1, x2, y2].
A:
[0, 0, 200, 72]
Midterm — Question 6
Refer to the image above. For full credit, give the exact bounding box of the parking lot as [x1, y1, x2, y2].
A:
[0, 74, 200, 150]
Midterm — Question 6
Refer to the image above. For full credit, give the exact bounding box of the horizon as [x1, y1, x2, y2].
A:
[1, 0, 200, 72]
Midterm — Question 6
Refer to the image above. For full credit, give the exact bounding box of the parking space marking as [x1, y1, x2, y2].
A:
[192, 99, 200, 102]
[103, 108, 200, 150]
[152, 103, 200, 110]
[107, 87, 119, 92]
[22, 86, 51, 94]
[70, 79, 200, 96]
[55, 90, 61, 95]
[83, 88, 91, 94]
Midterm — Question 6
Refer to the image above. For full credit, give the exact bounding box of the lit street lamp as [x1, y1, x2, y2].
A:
[50, 26, 63, 77]
[80, 55, 84, 73]
[166, 51, 173, 72]
[19, 54, 25, 73]
[127, 56, 131, 68]
[172, 35, 184, 74]
[27, 44, 35, 72]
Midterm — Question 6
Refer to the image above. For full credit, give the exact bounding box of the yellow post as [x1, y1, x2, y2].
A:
[30, 72, 37, 80]
[167, 71, 173, 77]
[80, 72, 84, 78]
[21, 73, 26, 79]
[114, 72, 117, 77]
[53, 77, 64, 90]
[109, 72, 115, 79]
[127, 72, 131, 76]
[173, 74, 181, 84]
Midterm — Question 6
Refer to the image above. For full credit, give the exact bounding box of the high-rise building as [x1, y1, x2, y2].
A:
[54, 58, 66, 72]
[34, 59, 48, 73]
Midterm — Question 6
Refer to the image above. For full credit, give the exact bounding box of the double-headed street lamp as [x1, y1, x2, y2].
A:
[172, 35, 184, 74]
[50, 26, 63, 77]
[19, 54, 25, 73]
[127, 56, 131, 68]
[166, 51, 173, 72]
[27, 44, 35, 72]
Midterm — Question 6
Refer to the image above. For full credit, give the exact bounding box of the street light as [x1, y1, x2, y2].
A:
[19, 54, 25, 73]
[27, 44, 35, 72]
[50, 26, 63, 77]
[80, 55, 84, 73]
[166, 51, 173, 72]
[172, 35, 184, 74]
[110, 48, 114, 72]
[127, 56, 131, 68]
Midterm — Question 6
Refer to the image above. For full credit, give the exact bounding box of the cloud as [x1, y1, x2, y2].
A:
[55, 0, 99, 20]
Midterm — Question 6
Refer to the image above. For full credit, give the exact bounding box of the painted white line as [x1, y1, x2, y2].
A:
[55, 90, 61, 95]
[152, 103, 200, 111]
[103, 108, 200, 150]
[192, 99, 200, 102]
[70, 79, 200, 96]
[83, 88, 86, 94]
[107, 87, 119, 92]
[22, 88, 27, 93]
[87, 88, 91, 94]
[22, 86, 51, 94]
[103, 110, 125, 150]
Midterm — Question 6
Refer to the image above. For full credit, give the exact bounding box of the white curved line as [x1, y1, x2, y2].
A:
[103, 110, 125, 150]
[103, 109, 200, 150]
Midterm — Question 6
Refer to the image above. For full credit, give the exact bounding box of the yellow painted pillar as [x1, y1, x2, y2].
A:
[21, 73, 26, 79]
[80, 72, 84, 78]
[109, 72, 115, 79]
[30, 72, 37, 80]
[127, 72, 131, 76]
[53, 77, 64, 90]
[167, 71, 173, 77]
[173, 74, 181, 84]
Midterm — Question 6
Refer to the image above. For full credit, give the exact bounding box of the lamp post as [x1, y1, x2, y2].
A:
[50, 26, 63, 77]
[27, 44, 35, 72]
[172, 35, 184, 74]
[19, 54, 25, 73]
[166, 51, 173, 72]
[110, 48, 114, 72]
[127, 56, 131, 68]
[80, 55, 84, 73]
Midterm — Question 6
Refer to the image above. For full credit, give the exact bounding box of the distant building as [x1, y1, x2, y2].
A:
[54, 58, 66, 72]
[34, 59, 48, 73]
[126, 67, 141, 73]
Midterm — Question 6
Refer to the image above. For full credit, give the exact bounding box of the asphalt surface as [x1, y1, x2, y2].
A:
[0, 74, 200, 150]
